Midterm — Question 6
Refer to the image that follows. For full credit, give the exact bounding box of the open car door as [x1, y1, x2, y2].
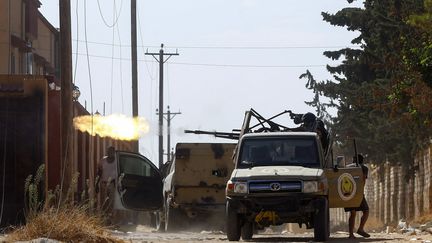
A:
[325, 166, 365, 208]
[115, 151, 163, 211]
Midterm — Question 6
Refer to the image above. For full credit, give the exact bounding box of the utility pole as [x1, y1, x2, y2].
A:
[145, 44, 178, 168]
[131, 0, 138, 152]
[59, 0, 73, 190]
[156, 106, 181, 163]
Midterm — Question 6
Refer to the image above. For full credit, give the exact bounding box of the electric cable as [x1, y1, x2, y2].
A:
[115, 8, 125, 113]
[83, 0, 96, 213]
[72, 53, 326, 68]
[0, 99, 9, 226]
[73, 0, 79, 84]
[170, 62, 326, 68]
[84, 0, 94, 138]
[68, 39, 359, 50]
[110, 0, 116, 114]
[137, 4, 157, 159]
[96, 0, 124, 28]
[137, 8, 154, 80]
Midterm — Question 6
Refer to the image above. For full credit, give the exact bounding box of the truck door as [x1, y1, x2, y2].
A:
[115, 151, 163, 211]
[325, 166, 365, 208]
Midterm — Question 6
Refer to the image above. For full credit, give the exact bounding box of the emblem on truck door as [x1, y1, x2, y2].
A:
[270, 182, 281, 191]
[337, 173, 357, 201]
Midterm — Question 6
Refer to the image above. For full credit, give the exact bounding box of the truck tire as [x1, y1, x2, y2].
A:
[314, 197, 330, 241]
[226, 201, 241, 241]
[241, 221, 254, 240]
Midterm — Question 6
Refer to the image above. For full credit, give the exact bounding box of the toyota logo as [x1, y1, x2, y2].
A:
[270, 182, 281, 191]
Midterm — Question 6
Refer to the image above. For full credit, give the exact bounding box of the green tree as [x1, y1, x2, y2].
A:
[301, 0, 432, 169]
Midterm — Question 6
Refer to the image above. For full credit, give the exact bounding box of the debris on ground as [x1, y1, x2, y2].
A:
[397, 219, 432, 237]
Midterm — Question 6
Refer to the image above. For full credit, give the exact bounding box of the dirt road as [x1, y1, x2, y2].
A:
[2, 226, 431, 242]
[113, 225, 432, 242]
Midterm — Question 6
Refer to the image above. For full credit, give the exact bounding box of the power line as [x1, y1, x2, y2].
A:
[96, 0, 124, 28]
[109, 0, 116, 114]
[171, 62, 326, 68]
[115, 7, 125, 113]
[68, 39, 360, 50]
[72, 52, 326, 68]
[145, 44, 179, 168]
[156, 107, 181, 163]
[137, 7, 154, 80]
[0, 28, 357, 51]
[137, 2, 157, 160]
[84, 0, 94, 115]
[73, 0, 79, 84]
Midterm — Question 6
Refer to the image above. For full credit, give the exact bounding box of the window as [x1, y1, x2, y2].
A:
[26, 52, 33, 74]
[118, 154, 154, 177]
[25, 41, 33, 74]
[238, 137, 319, 168]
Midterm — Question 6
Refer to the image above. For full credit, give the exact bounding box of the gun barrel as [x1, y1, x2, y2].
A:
[184, 130, 240, 140]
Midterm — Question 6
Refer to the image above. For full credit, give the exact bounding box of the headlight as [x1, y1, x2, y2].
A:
[303, 180, 326, 193]
[303, 181, 318, 193]
[226, 181, 248, 194]
[234, 182, 248, 194]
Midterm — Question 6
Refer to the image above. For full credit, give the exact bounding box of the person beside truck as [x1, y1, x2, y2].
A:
[344, 154, 370, 239]
[96, 146, 118, 225]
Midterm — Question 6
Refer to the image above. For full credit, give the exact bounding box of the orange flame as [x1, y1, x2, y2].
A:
[73, 114, 150, 141]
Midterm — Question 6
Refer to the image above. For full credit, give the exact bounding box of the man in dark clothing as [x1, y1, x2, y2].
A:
[345, 154, 370, 238]
[292, 112, 330, 153]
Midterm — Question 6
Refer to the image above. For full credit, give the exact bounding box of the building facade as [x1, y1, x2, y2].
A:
[0, 0, 59, 76]
[0, 1, 134, 227]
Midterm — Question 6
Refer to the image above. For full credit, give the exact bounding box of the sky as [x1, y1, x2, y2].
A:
[39, 0, 363, 166]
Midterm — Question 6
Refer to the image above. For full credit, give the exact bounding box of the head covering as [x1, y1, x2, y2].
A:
[301, 113, 316, 130]
[302, 113, 316, 124]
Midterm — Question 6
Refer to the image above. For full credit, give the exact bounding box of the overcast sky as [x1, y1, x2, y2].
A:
[39, 0, 362, 165]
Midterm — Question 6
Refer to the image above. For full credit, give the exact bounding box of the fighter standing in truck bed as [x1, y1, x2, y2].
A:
[288, 112, 329, 153]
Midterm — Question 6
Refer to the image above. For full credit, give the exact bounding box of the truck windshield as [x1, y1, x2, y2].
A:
[238, 137, 319, 168]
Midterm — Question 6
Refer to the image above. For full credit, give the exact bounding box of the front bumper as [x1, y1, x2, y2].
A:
[227, 194, 325, 224]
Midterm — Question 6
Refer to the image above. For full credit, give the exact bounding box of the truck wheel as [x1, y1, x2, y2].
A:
[241, 221, 254, 240]
[226, 201, 241, 241]
[314, 197, 330, 241]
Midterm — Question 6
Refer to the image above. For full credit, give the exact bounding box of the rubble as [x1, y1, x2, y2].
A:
[397, 219, 432, 236]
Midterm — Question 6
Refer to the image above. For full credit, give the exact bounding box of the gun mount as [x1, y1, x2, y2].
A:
[185, 108, 331, 159]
